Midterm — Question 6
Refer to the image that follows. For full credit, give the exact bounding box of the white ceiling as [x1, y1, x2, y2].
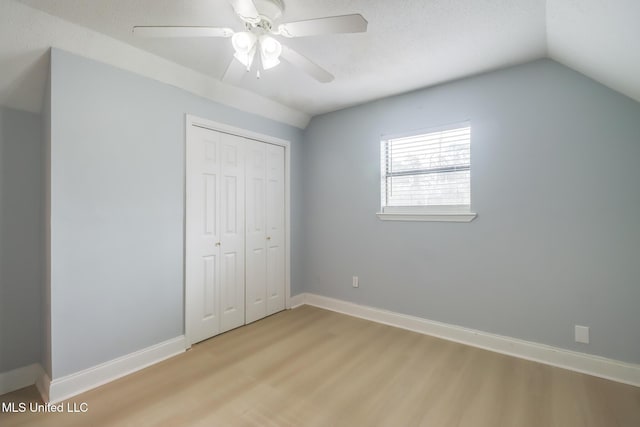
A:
[4, 0, 640, 127]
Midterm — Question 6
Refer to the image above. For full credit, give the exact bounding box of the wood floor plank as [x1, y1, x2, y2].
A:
[1, 305, 639, 426]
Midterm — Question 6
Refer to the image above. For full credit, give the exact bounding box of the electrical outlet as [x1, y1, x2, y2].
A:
[575, 325, 589, 344]
[352, 276, 359, 288]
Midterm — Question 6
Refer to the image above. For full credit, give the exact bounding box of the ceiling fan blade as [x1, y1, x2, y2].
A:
[133, 26, 234, 38]
[229, 0, 261, 24]
[222, 57, 249, 85]
[280, 45, 334, 83]
[277, 14, 368, 38]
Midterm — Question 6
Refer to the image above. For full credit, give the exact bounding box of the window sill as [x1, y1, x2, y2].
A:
[376, 211, 477, 222]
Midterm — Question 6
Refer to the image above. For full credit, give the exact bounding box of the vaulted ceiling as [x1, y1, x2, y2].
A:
[2, 0, 639, 128]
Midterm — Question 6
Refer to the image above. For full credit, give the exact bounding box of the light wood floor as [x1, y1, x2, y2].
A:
[1, 305, 639, 426]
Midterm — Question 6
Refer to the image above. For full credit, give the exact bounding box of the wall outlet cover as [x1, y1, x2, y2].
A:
[575, 325, 590, 344]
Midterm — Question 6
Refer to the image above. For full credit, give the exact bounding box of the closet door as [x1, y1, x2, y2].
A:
[186, 126, 222, 343]
[186, 127, 246, 343]
[245, 140, 268, 324]
[245, 142, 285, 322]
[187, 122, 285, 343]
[265, 144, 286, 315]
[219, 134, 246, 333]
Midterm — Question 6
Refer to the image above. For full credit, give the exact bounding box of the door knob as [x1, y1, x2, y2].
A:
[266, 236, 271, 240]
[215, 242, 221, 246]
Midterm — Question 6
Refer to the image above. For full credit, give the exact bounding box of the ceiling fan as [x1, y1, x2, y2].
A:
[133, 0, 368, 83]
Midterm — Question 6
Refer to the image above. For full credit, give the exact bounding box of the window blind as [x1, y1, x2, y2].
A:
[381, 125, 471, 208]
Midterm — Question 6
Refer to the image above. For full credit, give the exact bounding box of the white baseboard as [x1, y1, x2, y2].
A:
[289, 293, 306, 309]
[0, 363, 45, 396]
[35, 370, 51, 403]
[299, 293, 640, 387]
[44, 335, 187, 403]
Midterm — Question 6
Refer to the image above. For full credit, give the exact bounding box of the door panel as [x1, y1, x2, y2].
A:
[204, 174, 216, 235]
[266, 144, 286, 315]
[219, 134, 245, 333]
[187, 127, 221, 344]
[245, 140, 267, 323]
[202, 255, 216, 318]
[224, 176, 238, 233]
[221, 251, 238, 312]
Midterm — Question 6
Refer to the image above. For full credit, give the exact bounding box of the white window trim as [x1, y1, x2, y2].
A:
[378, 121, 476, 223]
[376, 205, 477, 222]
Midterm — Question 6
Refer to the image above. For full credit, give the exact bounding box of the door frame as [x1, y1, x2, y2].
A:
[184, 114, 292, 347]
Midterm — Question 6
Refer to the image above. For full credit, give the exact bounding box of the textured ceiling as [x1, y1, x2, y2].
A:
[547, 0, 640, 105]
[4, 0, 640, 126]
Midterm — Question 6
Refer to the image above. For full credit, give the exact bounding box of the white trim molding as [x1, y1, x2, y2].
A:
[377, 205, 477, 222]
[297, 293, 640, 387]
[186, 115, 291, 147]
[376, 211, 477, 222]
[289, 293, 306, 309]
[0, 363, 45, 396]
[35, 371, 51, 403]
[43, 336, 187, 403]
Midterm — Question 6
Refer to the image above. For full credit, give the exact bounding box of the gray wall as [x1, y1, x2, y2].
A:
[49, 49, 304, 378]
[0, 106, 42, 373]
[301, 59, 640, 364]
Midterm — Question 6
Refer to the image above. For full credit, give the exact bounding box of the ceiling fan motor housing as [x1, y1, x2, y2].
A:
[253, 0, 284, 22]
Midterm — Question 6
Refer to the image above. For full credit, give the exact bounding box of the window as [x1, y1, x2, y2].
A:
[378, 123, 477, 222]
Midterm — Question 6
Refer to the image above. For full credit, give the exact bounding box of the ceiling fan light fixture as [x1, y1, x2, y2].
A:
[259, 35, 282, 70]
[133, 0, 368, 83]
[234, 48, 256, 69]
[232, 31, 258, 69]
[232, 31, 257, 53]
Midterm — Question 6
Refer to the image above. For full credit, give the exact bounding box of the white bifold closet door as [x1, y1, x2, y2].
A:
[187, 124, 286, 345]
[245, 140, 286, 324]
[187, 127, 246, 344]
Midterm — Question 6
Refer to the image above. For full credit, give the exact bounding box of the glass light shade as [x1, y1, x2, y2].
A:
[259, 36, 282, 70]
[232, 32, 257, 69]
[232, 32, 257, 53]
[234, 48, 256, 69]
